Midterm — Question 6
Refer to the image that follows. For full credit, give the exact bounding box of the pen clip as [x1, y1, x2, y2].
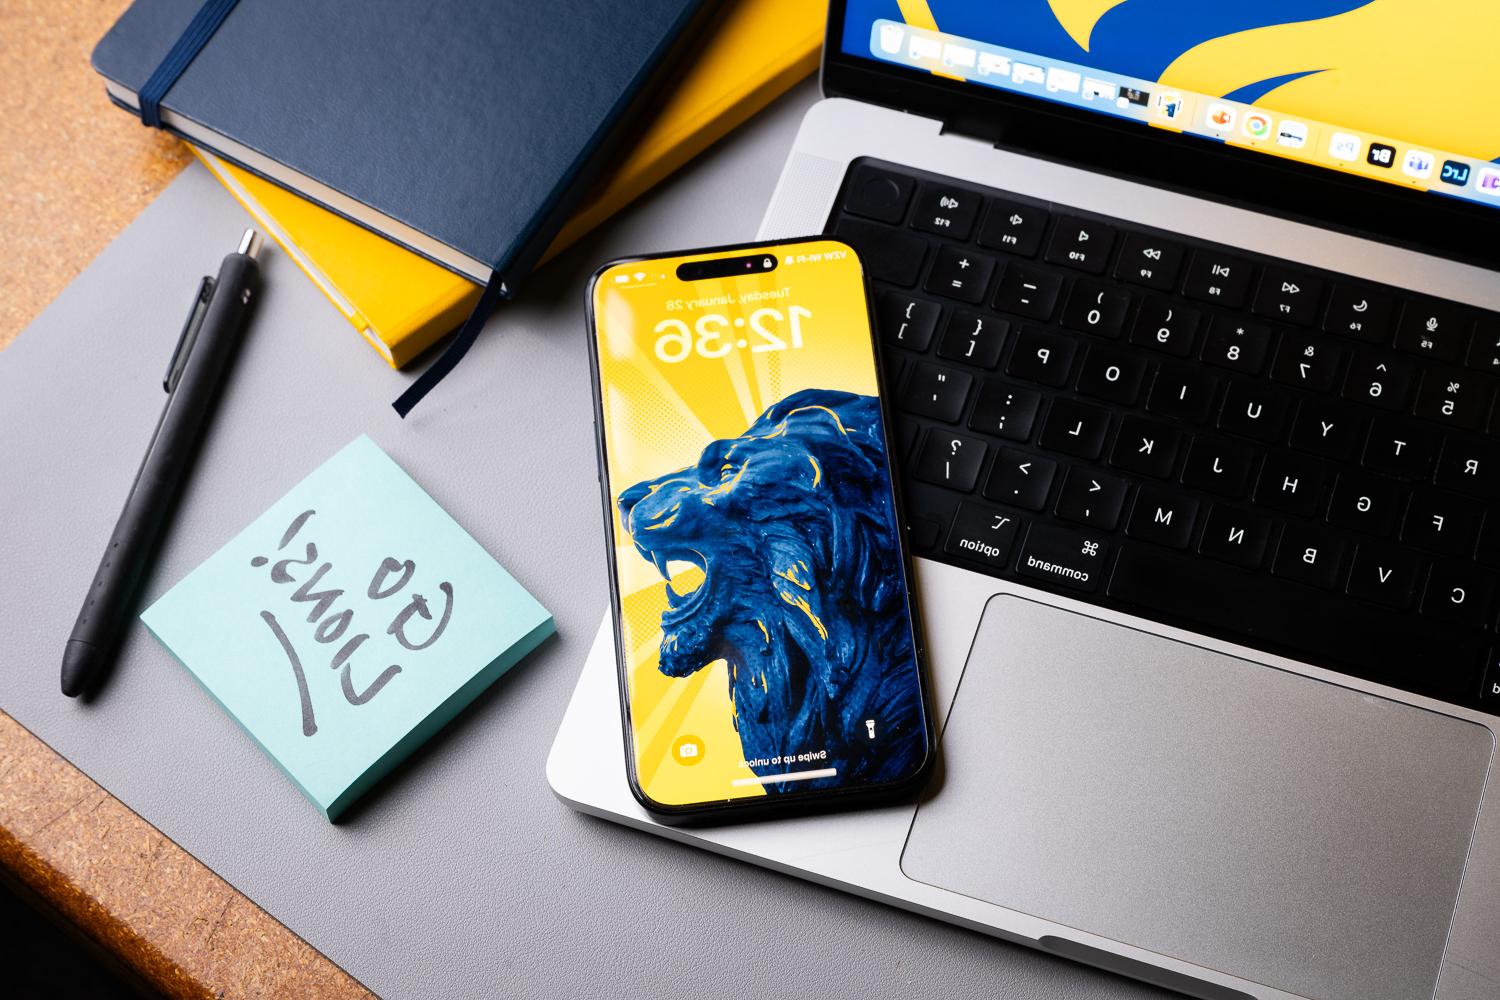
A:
[164, 276, 216, 393]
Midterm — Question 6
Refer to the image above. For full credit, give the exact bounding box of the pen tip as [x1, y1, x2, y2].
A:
[237, 228, 262, 259]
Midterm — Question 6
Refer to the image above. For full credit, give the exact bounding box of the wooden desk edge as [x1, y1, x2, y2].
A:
[1, 2, 371, 996]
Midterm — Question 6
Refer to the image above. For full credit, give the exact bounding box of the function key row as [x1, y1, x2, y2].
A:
[838, 163, 1500, 372]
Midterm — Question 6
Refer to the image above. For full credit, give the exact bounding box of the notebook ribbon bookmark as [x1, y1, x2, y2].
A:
[391, 273, 507, 418]
[136, 0, 242, 128]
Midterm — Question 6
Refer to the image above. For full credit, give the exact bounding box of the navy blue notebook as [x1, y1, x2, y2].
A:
[92, 0, 709, 286]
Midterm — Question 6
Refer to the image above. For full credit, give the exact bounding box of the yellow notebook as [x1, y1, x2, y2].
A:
[194, 0, 824, 369]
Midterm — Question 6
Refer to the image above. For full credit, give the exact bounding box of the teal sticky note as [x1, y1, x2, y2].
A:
[142, 435, 553, 821]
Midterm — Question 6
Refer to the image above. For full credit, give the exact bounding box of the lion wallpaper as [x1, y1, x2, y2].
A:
[593, 242, 928, 808]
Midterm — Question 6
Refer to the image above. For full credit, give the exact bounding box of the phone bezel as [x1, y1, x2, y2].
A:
[584, 235, 938, 823]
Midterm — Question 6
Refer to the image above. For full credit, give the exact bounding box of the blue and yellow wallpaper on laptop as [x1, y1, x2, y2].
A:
[843, 1, 1500, 207]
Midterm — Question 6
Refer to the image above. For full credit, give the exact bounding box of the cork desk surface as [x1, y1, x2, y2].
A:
[0, 1, 370, 995]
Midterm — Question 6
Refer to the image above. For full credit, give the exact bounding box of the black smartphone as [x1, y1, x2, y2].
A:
[585, 236, 934, 822]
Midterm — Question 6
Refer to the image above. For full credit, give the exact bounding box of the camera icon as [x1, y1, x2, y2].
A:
[672, 735, 706, 765]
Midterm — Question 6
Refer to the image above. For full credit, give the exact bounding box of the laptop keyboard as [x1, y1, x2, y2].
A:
[827, 158, 1500, 713]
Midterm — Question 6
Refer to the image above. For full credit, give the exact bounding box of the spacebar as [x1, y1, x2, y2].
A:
[1107, 545, 1473, 698]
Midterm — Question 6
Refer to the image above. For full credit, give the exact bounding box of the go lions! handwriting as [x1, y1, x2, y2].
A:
[250, 507, 455, 737]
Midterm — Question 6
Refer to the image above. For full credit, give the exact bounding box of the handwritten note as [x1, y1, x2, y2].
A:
[142, 436, 553, 820]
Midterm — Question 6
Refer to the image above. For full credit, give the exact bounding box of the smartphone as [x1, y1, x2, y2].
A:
[586, 237, 934, 821]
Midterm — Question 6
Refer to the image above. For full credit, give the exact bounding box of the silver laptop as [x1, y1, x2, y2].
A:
[551, 5, 1500, 998]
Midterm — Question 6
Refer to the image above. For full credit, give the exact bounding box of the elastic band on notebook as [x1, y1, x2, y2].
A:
[391, 273, 507, 418]
[137, 0, 242, 128]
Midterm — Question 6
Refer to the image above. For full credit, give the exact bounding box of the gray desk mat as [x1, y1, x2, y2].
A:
[0, 83, 1168, 1000]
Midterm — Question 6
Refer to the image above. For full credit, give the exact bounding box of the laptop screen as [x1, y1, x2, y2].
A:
[839, 1, 1498, 214]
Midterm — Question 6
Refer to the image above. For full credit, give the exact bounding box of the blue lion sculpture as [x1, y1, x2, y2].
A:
[619, 388, 924, 791]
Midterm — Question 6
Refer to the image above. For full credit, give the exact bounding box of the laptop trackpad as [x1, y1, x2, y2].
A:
[902, 596, 1492, 1000]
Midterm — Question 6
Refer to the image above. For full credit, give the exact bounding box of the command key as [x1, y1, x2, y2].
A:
[1016, 523, 1109, 592]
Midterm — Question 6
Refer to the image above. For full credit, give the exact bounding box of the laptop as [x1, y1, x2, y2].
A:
[550, 4, 1500, 998]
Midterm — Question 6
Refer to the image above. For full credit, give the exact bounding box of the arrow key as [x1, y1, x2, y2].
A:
[1055, 466, 1129, 529]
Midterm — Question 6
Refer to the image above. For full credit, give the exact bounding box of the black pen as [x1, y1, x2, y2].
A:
[61, 229, 264, 698]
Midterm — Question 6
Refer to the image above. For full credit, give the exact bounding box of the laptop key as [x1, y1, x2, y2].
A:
[833, 218, 927, 286]
[1328, 470, 1403, 536]
[1289, 399, 1362, 460]
[1481, 519, 1500, 569]
[1108, 546, 1475, 699]
[925, 246, 996, 304]
[1126, 487, 1198, 548]
[968, 380, 1041, 441]
[983, 449, 1057, 510]
[993, 262, 1063, 320]
[1054, 467, 1129, 530]
[1271, 329, 1343, 392]
[1483, 649, 1500, 701]
[1422, 562, 1497, 628]
[1219, 381, 1293, 443]
[911, 183, 981, 240]
[1007, 327, 1078, 387]
[1272, 523, 1345, 589]
[1015, 522, 1109, 592]
[1147, 362, 1217, 423]
[1198, 504, 1274, 569]
[1182, 250, 1253, 307]
[1324, 284, 1394, 343]
[1362, 417, 1438, 480]
[944, 502, 1023, 569]
[878, 292, 942, 351]
[1403, 487, 1485, 556]
[1343, 353, 1417, 411]
[899, 362, 972, 422]
[1467, 317, 1500, 373]
[1396, 300, 1473, 363]
[1255, 451, 1325, 517]
[936, 312, 1007, 368]
[1181, 436, 1258, 497]
[1060, 280, 1131, 338]
[1253, 266, 1324, 326]
[1114, 233, 1184, 291]
[1131, 297, 1200, 357]
[1039, 398, 1111, 459]
[1110, 416, 1182, 478]
[1076, 345, 1149, 405]
[1200, 316, 1272, 374]
[1045, 216, 1116, 274]
[1347, 542, 1426, 610]
[1414, 369, 1493, 431]
[841, 165, 915, 224]
[977, 198, 1048, 256]
[912, 430, 987, 492]
[1435, 439, 1500, 499]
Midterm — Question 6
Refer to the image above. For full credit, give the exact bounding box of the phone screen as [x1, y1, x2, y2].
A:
[590, 239, 930, 813]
